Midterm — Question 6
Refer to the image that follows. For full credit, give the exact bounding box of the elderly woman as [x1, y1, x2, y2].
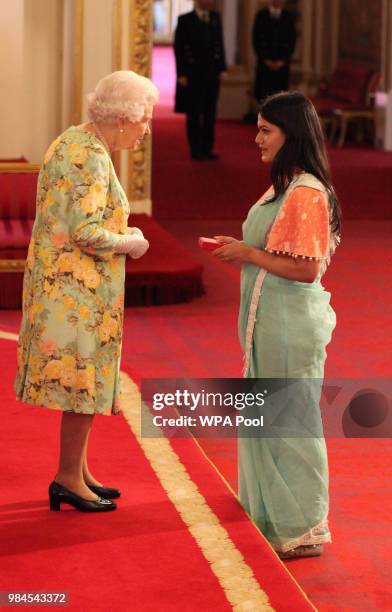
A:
[14, 70, 159, 512]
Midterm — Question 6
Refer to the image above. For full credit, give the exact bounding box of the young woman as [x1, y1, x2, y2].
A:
[214, 91, 340, 558]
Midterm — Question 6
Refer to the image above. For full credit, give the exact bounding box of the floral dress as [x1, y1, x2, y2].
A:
[14, 127, 130, 415]
[238, 173, 338, 553]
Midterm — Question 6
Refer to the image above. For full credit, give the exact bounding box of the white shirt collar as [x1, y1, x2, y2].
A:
[269, 7, 282, 18]
[196, 8, 210, 22]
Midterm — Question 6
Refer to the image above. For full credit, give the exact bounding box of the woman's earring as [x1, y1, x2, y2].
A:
[119, 128, 124, 133]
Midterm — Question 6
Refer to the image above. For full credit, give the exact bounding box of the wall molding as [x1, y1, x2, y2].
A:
[72, 0, 84, 125]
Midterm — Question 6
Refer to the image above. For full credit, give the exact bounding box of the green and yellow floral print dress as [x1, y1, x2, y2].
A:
[15, 127, 131, 415]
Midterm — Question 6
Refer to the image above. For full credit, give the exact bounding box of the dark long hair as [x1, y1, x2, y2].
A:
[259, 91, 341, 235]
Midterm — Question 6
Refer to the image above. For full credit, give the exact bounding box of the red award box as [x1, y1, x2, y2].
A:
[198, 237, 222, 251]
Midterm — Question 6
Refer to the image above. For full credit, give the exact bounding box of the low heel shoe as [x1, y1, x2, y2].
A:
[49, 481, 117, 512]
[88, 485, 121, 499]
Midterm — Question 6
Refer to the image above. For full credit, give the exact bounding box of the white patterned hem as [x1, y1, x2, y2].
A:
[265, 248, 327, 261]
[274, 518, 331, 553]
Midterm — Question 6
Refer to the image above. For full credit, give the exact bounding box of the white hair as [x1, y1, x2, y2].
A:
[87, 70, 159, 124]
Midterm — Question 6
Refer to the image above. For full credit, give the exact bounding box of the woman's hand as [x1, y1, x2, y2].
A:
[213, 237, 253, 264]
[213, 235, 238, 245]
[213, 235, 320, 281]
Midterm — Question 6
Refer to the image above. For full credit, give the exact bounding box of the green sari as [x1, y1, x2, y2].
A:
[238, 173, 336, 552]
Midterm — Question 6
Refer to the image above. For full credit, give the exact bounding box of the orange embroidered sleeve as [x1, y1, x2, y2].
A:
[265, 186, 330, 260]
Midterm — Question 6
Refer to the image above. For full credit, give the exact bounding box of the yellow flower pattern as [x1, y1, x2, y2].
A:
[14, 127, 131, 415]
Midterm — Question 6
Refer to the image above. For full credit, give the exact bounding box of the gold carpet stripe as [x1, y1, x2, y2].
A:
[0, 330, 19, 341]
[0, 328, 289, 610]
[192, 438, 318, 612]
[119, 371, 275, 611]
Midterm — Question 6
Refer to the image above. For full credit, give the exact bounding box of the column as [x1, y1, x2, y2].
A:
[127, 0, 153, 214]
[0, 1, 25, 158]
[310, 0, 339, 92]
[299, 0, 314, 93]
[218, 0, 258, 119]
[222, 0, 238, 67]
[381, 0, 392, 148]
[381, 0, 392, 91]
[23, 0, 64, 162]
[82, 0, 113, 119]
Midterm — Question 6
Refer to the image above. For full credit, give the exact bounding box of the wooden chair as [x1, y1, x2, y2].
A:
[310, 64, 374, 143]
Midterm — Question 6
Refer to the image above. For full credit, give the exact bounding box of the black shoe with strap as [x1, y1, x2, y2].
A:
[49, 481, 117, 512]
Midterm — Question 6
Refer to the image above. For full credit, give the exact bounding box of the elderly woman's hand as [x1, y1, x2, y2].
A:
[126, 227, 149, 259]
[213, 237, 253, 264]
[115, 228, 149, 258]
[126, 227, 144, 238]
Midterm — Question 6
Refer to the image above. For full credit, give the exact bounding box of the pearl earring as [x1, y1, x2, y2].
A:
[119, 128, 124, 133]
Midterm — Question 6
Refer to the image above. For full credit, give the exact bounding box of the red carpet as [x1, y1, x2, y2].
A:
[0, 334, 315, 611]
[153, 113, 392, 221]
[152, 46, 264, 220]
[2, 218, 391, 610]
[127, 216, 392, 612]
[125, 220, 392, 612]
[152, 47, 392, 221]
[0, 340, 232, 612]
[184, 437, 392, 612]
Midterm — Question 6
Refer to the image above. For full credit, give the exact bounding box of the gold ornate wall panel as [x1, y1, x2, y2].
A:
[129, 0, 153, 76]
[128, 0, 153, 210]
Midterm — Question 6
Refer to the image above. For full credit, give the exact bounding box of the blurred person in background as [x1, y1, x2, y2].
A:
[253, 0, 296, 101]
[174, 0, 226, 161]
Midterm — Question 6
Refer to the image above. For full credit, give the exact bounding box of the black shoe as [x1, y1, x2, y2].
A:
[49, 481, 117, 512]
[88, 485, 121, 499]
[204, 152, 220, 160]
[191, 153, 205, 161]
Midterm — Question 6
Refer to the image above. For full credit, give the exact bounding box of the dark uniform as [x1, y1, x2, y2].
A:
[174, 10, 226, 159]
[253, 8, 296, 101]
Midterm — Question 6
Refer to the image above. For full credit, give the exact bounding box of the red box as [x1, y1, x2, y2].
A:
[198, 237, 222, 252]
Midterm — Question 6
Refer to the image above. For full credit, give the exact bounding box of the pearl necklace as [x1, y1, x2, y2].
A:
[92, 122, 111, 153]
